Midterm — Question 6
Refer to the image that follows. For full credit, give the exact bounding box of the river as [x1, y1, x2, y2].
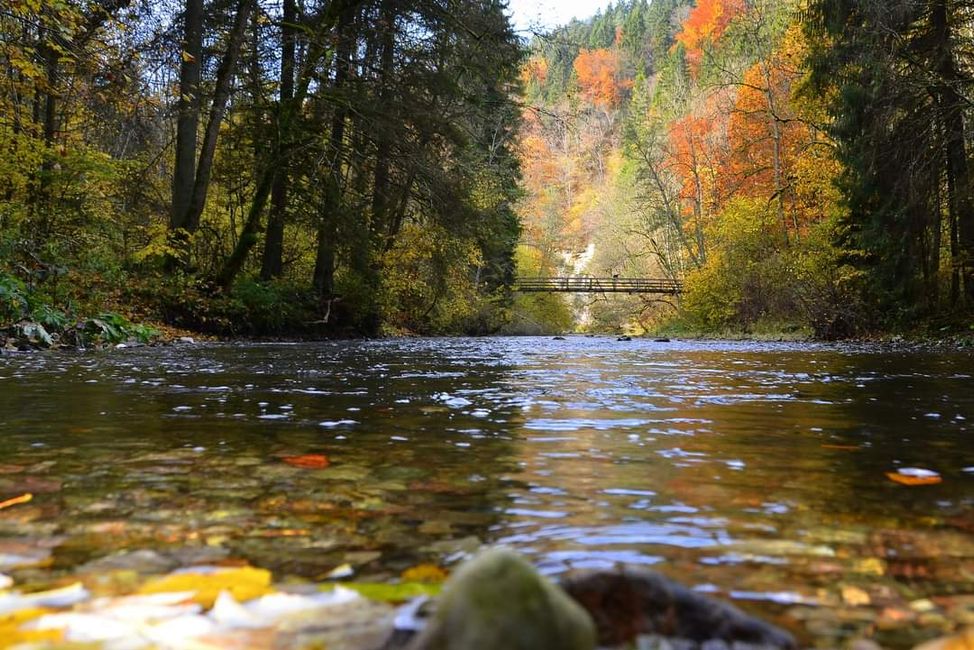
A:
[2, 337, 972, 647]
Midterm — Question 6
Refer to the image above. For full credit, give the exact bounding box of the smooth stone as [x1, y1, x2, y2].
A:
[562, 569, 795, 649]
[409, 547, 595, 650]
[617, 335, 632, 341]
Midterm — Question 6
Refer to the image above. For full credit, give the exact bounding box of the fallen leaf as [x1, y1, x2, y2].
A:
[337, 581, 441, 603]
[282, 454, 330, 469]
[0, 607, 62, 645]
[0, 582, 89, 615]
[841, 585, 871, 606]
[401, 564, 448, 584]
[325, 563, 354, 579]
[887, 468, 942, 486]
[0, 493, 32, 510]
[138, 566, 273, 607]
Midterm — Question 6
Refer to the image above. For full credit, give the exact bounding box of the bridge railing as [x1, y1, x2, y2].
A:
[514, 276, 683, 294]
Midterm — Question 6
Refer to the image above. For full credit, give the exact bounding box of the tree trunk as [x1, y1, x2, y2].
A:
[216, 166, 275, 290]
[183, 0, 253, 234]
[932, 0, 974, 304]
[260, 0, 296, 280]
[215, 2, 352, 290]
[170, 0, 204, 234]
[312, 8, 355, 297]
[370, 0, 396, 239]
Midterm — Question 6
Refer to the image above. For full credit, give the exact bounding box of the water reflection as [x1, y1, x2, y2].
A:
[1, 338, 973, 647]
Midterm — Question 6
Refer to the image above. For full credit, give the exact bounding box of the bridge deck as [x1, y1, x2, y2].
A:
[515, 277, 682, 294]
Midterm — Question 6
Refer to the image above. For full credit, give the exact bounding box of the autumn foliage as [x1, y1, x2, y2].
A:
[574, 48, 624, 108]
[675, 0, 745, 70]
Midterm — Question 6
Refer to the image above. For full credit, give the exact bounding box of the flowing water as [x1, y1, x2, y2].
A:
[2, 337, 973, 647]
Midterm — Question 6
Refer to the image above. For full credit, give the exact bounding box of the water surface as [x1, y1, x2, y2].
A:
[2, 337, 973, 647]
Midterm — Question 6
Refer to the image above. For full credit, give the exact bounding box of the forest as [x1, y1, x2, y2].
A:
[0, 0, 973, 341]
[515, 0, 974, 338]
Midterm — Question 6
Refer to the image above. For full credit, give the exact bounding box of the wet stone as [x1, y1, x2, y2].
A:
[562, 568, 796, 649]
[77, 549, 178, 575]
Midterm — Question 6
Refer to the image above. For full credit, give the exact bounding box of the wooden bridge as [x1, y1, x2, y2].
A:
[514, 276, 683, 295]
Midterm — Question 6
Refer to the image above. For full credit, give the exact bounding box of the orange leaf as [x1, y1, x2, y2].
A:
[0, 493, 33, 510]
[283, 454, 330, 469]
[886, 472, 942, 486]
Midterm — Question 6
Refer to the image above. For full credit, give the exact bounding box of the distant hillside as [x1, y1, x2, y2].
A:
[512, 0, 859, 336]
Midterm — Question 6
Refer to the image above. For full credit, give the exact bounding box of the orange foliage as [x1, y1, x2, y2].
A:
[675, 0, 745, 71]
[666, 98, 731, 225]
[725, 62, 804, 195]
[521, 56, 548, 86]
[723, 26, 833, 233]
[574, 48, 622, 108]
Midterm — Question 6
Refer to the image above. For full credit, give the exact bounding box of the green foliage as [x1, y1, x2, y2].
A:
[681, 199, 796, 331]
[83, 313, 157, 345]
[803, 0, 974, 321]
[31, 303, 70, 331]
[0, 272, 29, 323]
[790, 219, 867, 339]
[381, 224, 493, 335]
[0, 0, 524, 340]
[504, 246, 574, 335]
[148, 274, 318, 337]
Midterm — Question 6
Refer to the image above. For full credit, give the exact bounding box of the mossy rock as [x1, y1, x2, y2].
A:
[409, 547, 595, 650]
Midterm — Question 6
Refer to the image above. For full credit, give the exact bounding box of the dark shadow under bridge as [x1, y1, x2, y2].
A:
[514, 277, 683, 295]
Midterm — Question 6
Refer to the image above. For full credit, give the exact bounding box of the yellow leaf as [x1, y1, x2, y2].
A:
[138, 566, 272, 607]
[0, 607, 62, 645]
[841, 585, 871, 606]
[0, 493, 33, 510]
[851, 557, 886, 576]
[400, 563, 448, 584]
[181, 50, 196, 63]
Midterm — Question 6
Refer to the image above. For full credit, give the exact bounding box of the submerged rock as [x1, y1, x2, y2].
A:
[562, 568, 795, 649]
[408, 547, 596, 650]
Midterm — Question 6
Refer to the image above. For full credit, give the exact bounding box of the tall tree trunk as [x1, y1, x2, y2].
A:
[260, 0, 296, 280]
[932, 0, 974, 304]
[182, 0, 252, 234]
[312, 9, 355, 297]
[216, 0, 356, 290]
[370, 0, 396, 238]
[170, 0, 204, 234]
[35, 35, 59, 233]
[216, 166, 275, 290]
[762, 61, 791, 245]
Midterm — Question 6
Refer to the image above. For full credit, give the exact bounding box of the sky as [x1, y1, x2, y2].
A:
[505, 0, 616, 34]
